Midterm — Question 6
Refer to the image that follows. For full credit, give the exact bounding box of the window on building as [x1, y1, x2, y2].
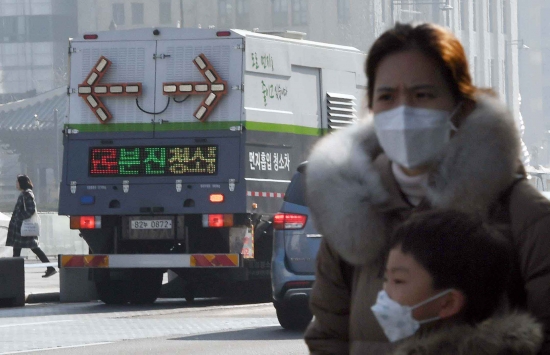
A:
[501, 0, 507, 34]
[291, 0, 308, 26]
[459, 0, 466, 30]
[487, 0, 494, 33]
[159, 0, 171, 24]
[472, 0, 477, 31]
[113, 3, 125, 26]
[489, 59, 497, 89]
[381, 0, 386, 23]
[272, 0, 288, 27]
[132, 3, 144, 25]
[473, 55, 478, 84]
[28, 15, 52, 42]
[543, 8, 550, 36]
[236, 0, 250, 28]
[503, 59, 508, 104]
[218, 0, 232, 27]
[0, 16, 26, 43]
[337, 0, 350, 24]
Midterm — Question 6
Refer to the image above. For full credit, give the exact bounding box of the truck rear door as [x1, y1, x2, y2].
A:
[68, 40, 157, 135]
[154, 38, 243, 130]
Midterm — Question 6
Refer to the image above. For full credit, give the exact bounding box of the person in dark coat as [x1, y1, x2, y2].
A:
[304, 22, 550, 354]
[5, 174, 56, 278]
[383, 210, 542, 354]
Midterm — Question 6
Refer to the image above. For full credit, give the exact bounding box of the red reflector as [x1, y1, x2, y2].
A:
[209, 214, 224, 227]
[83, 34, 98, 40]
[273, 213, 307, 230]
[216, 31, 231, 37]
[69, 216, 80, 229]
[209, 193, 225, 203]
[80, 216, 95, 229]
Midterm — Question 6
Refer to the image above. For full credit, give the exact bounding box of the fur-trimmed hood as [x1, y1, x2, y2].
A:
[393, 312, 543, 355]
[306, 94, 521, 265]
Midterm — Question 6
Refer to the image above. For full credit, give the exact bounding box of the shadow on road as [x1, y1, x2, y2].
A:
[0, 298, 271, 319]
[169, 325, 304, 341]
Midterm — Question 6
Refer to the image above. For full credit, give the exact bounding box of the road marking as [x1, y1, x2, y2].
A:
[0, 342, 113, 354]
[0, 320, 73, 328]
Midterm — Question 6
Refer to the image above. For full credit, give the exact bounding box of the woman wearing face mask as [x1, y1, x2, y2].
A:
[304, 22, 550, 354]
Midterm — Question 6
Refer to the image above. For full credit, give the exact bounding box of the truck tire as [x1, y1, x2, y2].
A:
[95, 279, 131, 305]
[276, 302, 313, 331]
[253, 219, 273, 262]
[128, 270, 163, 305]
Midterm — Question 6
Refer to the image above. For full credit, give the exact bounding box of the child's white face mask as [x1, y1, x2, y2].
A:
[373, 105, 460, 169]
[370, 289, 453, 342]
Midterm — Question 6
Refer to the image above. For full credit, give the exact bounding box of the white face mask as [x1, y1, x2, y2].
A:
[371, 289, 453, 342]
[373, 105, 460, 169]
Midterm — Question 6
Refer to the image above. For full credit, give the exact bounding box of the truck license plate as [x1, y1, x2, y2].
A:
[131, 220, 172, 230]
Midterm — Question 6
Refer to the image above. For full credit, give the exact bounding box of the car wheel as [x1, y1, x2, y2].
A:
[276, 302, 313, 330]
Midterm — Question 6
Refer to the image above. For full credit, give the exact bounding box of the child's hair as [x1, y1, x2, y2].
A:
[389, 209, 511, 324]
[17, 174, 33, 190]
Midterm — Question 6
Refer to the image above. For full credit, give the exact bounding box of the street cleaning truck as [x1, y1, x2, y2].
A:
[58, 27, 366, 304]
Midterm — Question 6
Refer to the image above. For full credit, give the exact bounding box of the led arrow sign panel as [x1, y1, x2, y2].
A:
[78, 56, 143, 123]
[162, 54, 228, 122]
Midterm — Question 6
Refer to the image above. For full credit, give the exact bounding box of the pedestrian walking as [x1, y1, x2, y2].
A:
[5, 174, 56, 278]
[304, 22, 550, 354]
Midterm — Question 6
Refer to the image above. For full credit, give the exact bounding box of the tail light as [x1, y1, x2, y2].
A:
[273, 213, 307, 230]
[202, 214, 234, 228]
[70, 216, 102, 229]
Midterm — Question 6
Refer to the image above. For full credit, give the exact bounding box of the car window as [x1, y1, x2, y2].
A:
[284, 171, 307, 206]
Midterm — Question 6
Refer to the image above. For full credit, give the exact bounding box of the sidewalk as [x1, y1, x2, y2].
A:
[24, 259, 60, 303]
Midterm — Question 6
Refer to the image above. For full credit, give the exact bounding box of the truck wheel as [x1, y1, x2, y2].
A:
[276, 302, 313, 331]
[128, 270, 163, 305]
[95, 279, 130, 305]
[184, 286, 195, 303]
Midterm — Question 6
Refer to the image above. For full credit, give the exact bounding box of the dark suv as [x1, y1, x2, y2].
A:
[271, 162, 322, 330]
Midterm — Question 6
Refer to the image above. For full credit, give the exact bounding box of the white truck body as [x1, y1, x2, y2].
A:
[59, 27, 366, 303]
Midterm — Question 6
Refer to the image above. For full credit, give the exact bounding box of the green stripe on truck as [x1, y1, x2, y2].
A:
[65, 122, 325, 135]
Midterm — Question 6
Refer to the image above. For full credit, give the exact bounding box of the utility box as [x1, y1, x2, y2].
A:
[0, 257, 25, 307]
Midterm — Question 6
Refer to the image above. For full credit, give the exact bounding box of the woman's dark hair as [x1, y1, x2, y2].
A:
[17, 174, 33, 190]
[366, 22, 476, 109]
[389, 209, 511, 324]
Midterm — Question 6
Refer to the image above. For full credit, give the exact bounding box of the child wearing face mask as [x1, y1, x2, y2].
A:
[372, 209, 543, 354]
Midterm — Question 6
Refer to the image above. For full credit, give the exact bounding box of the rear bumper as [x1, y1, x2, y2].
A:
[59, 253, 241, 269]
[271, 243, 315, 302]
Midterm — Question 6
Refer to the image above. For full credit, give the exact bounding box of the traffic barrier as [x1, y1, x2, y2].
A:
[0, 257, 25, 307]
[59, 267, 97, 303]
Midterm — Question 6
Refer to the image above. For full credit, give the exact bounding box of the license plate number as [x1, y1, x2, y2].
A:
[131, 220, 172, 230]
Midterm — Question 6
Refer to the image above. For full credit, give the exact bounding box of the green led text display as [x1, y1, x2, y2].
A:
[89, 146, 218, 176]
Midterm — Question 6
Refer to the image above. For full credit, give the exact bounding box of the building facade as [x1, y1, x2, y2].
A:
[0, 0, 78, 104]
[77, 0, 520, 119]
[518, 0, 550, 166]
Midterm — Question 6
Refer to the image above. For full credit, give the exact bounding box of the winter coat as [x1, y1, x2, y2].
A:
[5, 189, 39, 249]
[392, 312, 543, 355]
[304, 93, 550, 354]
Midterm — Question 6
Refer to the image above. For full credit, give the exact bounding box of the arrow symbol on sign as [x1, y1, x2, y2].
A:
[78, 56, 142, 123]
[162, 54, 228, 122]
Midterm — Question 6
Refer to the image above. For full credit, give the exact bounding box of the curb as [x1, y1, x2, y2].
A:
[25, 292, 60, 304]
